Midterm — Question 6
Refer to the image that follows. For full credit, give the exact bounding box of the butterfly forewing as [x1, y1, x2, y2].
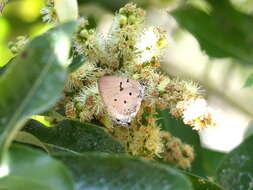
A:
[98, 76, 144, 125]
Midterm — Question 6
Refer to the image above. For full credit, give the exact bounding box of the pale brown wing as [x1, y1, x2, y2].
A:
[98, 76, 144, 124]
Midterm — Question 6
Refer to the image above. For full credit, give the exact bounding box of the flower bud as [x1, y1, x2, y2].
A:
[80, 29, 89, 39]
[128, 15, 136, 25]
[119, 15, 127, 26]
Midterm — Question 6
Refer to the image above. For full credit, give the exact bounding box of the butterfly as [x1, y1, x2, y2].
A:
[98, 76, 144, 126]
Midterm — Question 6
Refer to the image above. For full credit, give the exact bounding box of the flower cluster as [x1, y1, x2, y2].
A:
[160, 131, 195, 169]
[171, 97, 216, 130]
[40, 0, 58, 23]
[46, 3, 216, 168]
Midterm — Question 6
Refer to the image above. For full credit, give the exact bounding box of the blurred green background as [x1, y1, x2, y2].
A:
[2, 0, 253, 152]
[0, 0, 51, 66]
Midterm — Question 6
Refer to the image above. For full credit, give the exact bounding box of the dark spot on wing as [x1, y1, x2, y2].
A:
[116, 119, 120, 122]
[124, 100, 127, 104]
[120, 81, 124, 91]
[129, 92, 132, 96]
[127, 79, 129, 82]
[114, 99, 117, 101]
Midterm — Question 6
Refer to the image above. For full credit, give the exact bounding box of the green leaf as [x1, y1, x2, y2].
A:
[185, 172, 224, 190]
[68, 55, 86, 73]
[216, 135, 253, 190]
[157, 109, 204, 176]
[23, 119, 125, 154]
[243, 120, 253, 140]
[0, 22, 76, 152]
[171, 0, 253, 65]
[56, 152, 193, 190]
[0, 144, 74, 190]
[202, 148, 226, 177]
[244, 73, 253, 87]
[0, 58, 14, 76]
[14, 131, 49, 153]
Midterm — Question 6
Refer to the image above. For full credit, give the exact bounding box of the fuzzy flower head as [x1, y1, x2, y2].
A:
[171, 97, 217, 130]
[74, 84, 103, 121]
[161, 131, 195, 169]
[136, 27, 168, 64]
[40, 0, 57, 23]
[58, 3, 218, 168]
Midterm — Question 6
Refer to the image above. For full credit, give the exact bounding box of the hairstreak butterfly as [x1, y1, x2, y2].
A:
[98, 76, 144, 126]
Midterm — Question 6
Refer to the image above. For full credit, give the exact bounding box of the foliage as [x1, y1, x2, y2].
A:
[216, 135, 253, 190]
[171, 0, 253, 86]
[0, 0, 253, 189]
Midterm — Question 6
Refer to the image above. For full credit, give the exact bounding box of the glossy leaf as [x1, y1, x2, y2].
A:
[57, 152, 193, 190]
[171, 0, 253, 65]
[0, 58, 14, 76]
[202, 148, 226, 177]
[68, 55, 86, 73]
[0, 144, 74, 190]
[14, 131, 49, 153]
[23, 119, 125, 154]
[185, 172, 224, 190]
[0, 22, 76, 151]
[216, 135, 253, 190]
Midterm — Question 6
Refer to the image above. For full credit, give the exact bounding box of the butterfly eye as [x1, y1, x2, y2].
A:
[116, 119, 120, 122]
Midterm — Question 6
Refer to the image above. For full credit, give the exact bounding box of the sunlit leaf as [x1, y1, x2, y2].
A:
[0, 144, 74, 190]
[0, 22, 76, 152]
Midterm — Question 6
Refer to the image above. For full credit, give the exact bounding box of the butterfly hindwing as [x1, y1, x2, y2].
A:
[98, 76, 144, 125]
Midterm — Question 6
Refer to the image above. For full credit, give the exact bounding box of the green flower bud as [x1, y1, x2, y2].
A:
[88, 29, 95, 35]
[128, 14, 136, 25]
[119, 7, 127, 15]
[80, 29, 89, 39]
[17, 36, 26, 41]
[119, 15, 127, 26]
[10, 46, 18, 54]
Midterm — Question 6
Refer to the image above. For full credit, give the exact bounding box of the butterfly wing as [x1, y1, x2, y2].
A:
[98, 76, 144, 125]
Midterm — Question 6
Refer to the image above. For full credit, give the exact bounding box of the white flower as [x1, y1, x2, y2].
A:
[136, 28, 159, 63]
[183, 98, 207, 122]
[136, 28, 157, 50]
